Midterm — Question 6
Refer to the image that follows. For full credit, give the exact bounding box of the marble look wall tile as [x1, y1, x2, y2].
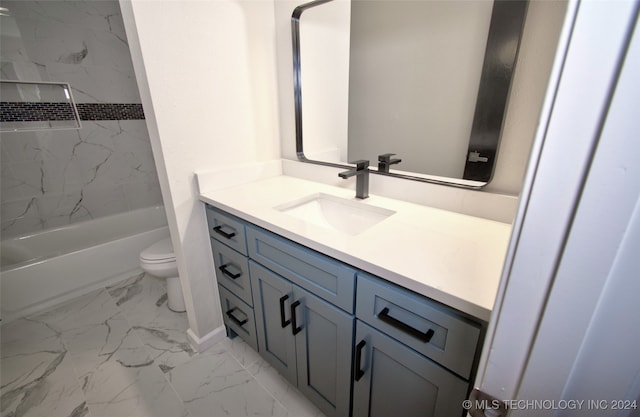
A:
[3, 1, 135, 74]
[46, 62, 140, 103]
[0, 197, 43, 236]
[1, 120, 162, 238]
[0, 129, 78, 163]
[122, 180, 164, 211]
[3, 1, 123, 35]
[0, 160, 44, 201]
[1, 1, 162, 239]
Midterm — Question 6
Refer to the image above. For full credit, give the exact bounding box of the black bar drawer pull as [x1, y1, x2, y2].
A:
[226, 307, 248, 327]
[290, 300, 303, 335]
[279, 294, 291, 328]
[218, 263, 242, 279]
[378, 307, 434, 343]
[213, 225, 236, 239]
[354, 339, 366, 381]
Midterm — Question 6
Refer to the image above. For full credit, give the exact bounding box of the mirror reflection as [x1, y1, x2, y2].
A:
[293, 0, 528, 187]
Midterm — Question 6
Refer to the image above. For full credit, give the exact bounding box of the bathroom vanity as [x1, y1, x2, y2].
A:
[199, 173, 511, 417]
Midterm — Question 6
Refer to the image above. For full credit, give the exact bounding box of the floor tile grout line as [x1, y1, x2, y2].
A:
[76, 282, 149, 417]
[102, 276, 195, 416]
[56, 335, 95, 417]
[222, 341, 295, 416]
[225, 340, 326, 417]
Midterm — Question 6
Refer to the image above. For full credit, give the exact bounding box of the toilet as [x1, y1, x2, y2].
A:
[139, 238, 186, 312]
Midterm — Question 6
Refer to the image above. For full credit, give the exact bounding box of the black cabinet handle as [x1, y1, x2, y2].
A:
[354, 339, 366, 381]
[218, 264, 241, 279]
[279, 294, 291, 328]
[213, 225, 236, 239]
[226, 307, 248, 326]
[290, 300, 303, 335]
[378, 307, 434, 343]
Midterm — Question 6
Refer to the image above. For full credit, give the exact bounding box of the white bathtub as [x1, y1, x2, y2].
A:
[1, 206, 169, 322]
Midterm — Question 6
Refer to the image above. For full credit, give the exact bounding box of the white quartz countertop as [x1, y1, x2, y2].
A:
[199, 175, 512, 322]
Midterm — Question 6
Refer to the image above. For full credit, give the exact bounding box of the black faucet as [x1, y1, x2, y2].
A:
[339, 160, 369, 199]
[377, 153, 402, 173]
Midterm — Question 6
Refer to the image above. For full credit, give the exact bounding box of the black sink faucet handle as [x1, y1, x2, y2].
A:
[378, 153, 401, 173]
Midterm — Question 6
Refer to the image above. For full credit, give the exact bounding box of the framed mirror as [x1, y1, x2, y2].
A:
[292, 0, 528, 188]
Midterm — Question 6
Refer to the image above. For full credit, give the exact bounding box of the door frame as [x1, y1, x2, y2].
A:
[474, 0, 640, 414]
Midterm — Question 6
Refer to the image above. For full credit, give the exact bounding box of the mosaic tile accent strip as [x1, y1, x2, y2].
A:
[0, 102, 145, 123]
[0, 102, 77, 122]
[76, 103, 145, 121]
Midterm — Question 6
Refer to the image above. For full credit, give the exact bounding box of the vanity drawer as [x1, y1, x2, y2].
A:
[247, 226, 356, 313]
[356, 273, 481, 379]
[212, 240, 253, 306]
[218, 285, 258, 351]
[206, 205, 248, 255]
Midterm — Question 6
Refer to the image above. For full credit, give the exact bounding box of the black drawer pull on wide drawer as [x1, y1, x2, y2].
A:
[354, 339, 366, 381]
[378, 307, 435, 343]
[226, 307, 248, 326]
[213, 225, 236, 239]
[218, 264, 242, 279]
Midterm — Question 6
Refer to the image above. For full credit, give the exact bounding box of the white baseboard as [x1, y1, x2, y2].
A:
[187, 325, 226, 353]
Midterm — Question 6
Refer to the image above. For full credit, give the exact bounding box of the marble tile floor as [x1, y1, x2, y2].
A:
[0, 271, 326, 417]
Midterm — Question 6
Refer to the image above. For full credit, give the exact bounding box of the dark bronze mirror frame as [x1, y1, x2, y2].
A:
[292, 0, 528, 189]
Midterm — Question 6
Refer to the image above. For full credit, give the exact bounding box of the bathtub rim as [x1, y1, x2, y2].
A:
[1, 223, 169, 323]
[1, 205, 168, 271]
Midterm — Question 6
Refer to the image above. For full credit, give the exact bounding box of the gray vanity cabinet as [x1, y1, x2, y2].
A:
[206, 204, 483, 417]
[250, 261, 353, 417]
[352, 321, 468, 417]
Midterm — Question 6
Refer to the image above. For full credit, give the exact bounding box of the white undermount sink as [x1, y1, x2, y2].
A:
[275, 193, 396, 236]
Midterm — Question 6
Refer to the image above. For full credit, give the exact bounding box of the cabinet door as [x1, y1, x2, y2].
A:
[250, 261, 297, 384]
[292, 286, 353, 417]
[352, 321, 468, 417]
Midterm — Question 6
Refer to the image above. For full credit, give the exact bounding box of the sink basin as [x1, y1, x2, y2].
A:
[276, 193, 395, 236]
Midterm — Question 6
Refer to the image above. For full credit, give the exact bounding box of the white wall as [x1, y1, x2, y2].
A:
[120, 0, 280, 345]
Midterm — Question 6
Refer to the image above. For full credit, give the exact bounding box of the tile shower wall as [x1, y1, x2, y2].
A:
[0, 0, 162, 238]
